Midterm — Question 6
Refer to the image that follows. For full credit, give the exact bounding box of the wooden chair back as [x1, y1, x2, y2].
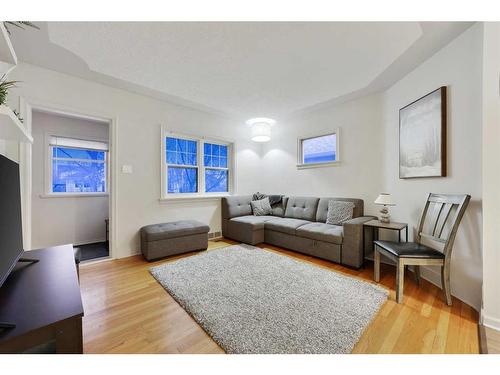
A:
[416, 193, 471, 259]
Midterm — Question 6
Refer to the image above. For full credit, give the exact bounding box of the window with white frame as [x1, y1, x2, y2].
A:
[163, 133, 233, 197]
[297, 130, 340, 168]
[48, 136, 108, 194]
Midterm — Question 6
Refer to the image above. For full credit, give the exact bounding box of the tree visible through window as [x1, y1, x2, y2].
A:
[166, 137, 198, 193]
[164, 135, 231, 195]
[204, 143, 228, 193]
[52, 147, 106, 193]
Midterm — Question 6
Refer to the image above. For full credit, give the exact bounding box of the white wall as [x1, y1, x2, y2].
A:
[7, 63, 262, 258]
[0, 139, 19, 162]
[30, 110, 109, 248]
[261, 94, 384, 216]
[381, 24, 483, 310]
[481, 22, 500, 331]
[261, 24, 483, 311]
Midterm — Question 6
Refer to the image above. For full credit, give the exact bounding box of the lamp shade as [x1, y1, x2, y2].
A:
[246, 117, 276, 142]
[374, 193, 395, 206]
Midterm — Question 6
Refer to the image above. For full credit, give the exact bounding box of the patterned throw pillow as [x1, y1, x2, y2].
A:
[326, 200, 355, 225]
[251, 197, 273, 216]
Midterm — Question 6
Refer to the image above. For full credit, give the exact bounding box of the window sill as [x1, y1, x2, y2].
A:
[159, 194, 232, 203]
[296, 161, 340, 170]
[39, 193, 109, 198]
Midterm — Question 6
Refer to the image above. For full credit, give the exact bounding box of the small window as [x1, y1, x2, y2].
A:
[297, 131, 339, 169]
[162, 132, 233, 198]
[49, 137, 108, 194]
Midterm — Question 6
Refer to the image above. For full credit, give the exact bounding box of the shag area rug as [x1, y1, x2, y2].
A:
[150, 244, 388, 354]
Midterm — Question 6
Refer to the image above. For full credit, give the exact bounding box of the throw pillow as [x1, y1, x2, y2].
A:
[326, 200, 355, 225]
[252, 192, 283, 206]
[251, 197, 273, 216]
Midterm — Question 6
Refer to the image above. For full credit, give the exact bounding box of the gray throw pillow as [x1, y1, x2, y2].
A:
[326, 200, 355, 225]
[251, 197, 273, 216]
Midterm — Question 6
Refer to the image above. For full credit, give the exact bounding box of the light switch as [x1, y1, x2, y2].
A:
[122, 165, 133, 174]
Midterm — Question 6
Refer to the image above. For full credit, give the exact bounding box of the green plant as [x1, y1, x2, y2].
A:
[0, 74, 18, 106]
[3, 21, 40, 35]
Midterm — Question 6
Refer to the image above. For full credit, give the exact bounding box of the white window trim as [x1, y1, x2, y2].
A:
[296, 128, 340, 169]
[160, 128, 236, 200]
[44, 133, 109, 197]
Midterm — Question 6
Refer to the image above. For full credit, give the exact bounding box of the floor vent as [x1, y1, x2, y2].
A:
[208, 231, 222, 239]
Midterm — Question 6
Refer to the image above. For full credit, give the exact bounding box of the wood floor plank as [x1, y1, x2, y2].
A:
[79, 239, 479, 354]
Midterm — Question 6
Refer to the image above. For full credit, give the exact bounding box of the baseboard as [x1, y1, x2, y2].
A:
[208, 231, 222, 240]
[481, 310, 500, 331]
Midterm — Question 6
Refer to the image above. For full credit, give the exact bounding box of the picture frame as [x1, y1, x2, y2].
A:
[399, 86, 447, 179]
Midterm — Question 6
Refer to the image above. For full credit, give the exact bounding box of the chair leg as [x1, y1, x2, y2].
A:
[441, 264, 452, 306]
[395, 259, 405, 304]
[414, 265, 421, 285]
[374, 247, 381, 282]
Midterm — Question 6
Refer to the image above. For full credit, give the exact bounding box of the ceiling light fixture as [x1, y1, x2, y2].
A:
[246, 117, 276, 142]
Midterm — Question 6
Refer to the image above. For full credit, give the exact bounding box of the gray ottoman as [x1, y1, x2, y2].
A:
[140, 220, 210, 261]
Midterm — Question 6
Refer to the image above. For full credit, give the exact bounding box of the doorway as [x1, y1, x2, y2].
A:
[21, 103, 115, 262]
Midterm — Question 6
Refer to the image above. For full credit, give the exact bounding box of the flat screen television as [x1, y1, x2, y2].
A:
[0, 154, 24, 288]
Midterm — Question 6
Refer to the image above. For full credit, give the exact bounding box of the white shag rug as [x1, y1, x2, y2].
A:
[150, 244, 388, 354]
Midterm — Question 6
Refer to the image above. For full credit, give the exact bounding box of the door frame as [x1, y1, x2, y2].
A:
[19, 96, 118, 259]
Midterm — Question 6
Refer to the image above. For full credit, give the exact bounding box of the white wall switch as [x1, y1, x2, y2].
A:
[122, 165, 133, 174]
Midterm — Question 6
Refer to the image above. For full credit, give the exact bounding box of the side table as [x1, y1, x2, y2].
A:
[363, 219, 408, 264]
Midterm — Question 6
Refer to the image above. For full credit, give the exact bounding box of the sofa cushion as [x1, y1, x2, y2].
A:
[296, 222, 343, 245]
[222, 195, 253, 219]
[229, 215, 276, 231]
[284, 196, 320, 221]
[141, 220, 210, 241]
[265, 218, 312, 235]
[316, 197, 364, 222]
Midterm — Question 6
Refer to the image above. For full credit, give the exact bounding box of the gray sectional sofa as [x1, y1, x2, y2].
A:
[221, 195, 374, 268]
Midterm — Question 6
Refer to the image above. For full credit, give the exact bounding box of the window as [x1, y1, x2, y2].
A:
[49, 136, 108, 194]
[204, 143, 228, 193]
[297, 130, 340, 169]
[163, 132, 233, 197]
[166, 137, 198, 193]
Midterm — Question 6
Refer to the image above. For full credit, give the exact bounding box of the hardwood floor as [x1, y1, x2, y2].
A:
[80, 239, 479, 354]
[480, 325, 500, 354]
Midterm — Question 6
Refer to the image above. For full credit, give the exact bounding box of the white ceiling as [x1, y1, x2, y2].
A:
[10, 22, 474, 121]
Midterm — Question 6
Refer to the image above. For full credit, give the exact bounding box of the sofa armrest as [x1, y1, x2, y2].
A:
[341, 216, 376, 268]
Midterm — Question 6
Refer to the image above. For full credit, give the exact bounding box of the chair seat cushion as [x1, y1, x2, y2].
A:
[229, 215, 276, 230]
[142, 220, 210, 241]
[374, 240, 445, 259]
[265, 218, 311, 235]
[296, 223, 343, 244]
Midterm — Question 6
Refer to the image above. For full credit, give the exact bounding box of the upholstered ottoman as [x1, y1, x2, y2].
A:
[140, 220, 210, 261]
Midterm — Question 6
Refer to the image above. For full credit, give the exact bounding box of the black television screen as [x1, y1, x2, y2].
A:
[0, 154, 24, 288]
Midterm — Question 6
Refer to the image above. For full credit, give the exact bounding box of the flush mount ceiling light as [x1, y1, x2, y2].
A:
[246, 117, 276, 142]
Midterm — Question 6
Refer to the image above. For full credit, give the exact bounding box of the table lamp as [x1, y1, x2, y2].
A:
[374, 193, 395, 223]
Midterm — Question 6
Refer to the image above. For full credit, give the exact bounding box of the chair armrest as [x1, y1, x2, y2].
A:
[342, 216, 376, 268]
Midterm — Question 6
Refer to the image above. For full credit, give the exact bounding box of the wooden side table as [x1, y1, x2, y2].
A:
[363, 219, 408, 264]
